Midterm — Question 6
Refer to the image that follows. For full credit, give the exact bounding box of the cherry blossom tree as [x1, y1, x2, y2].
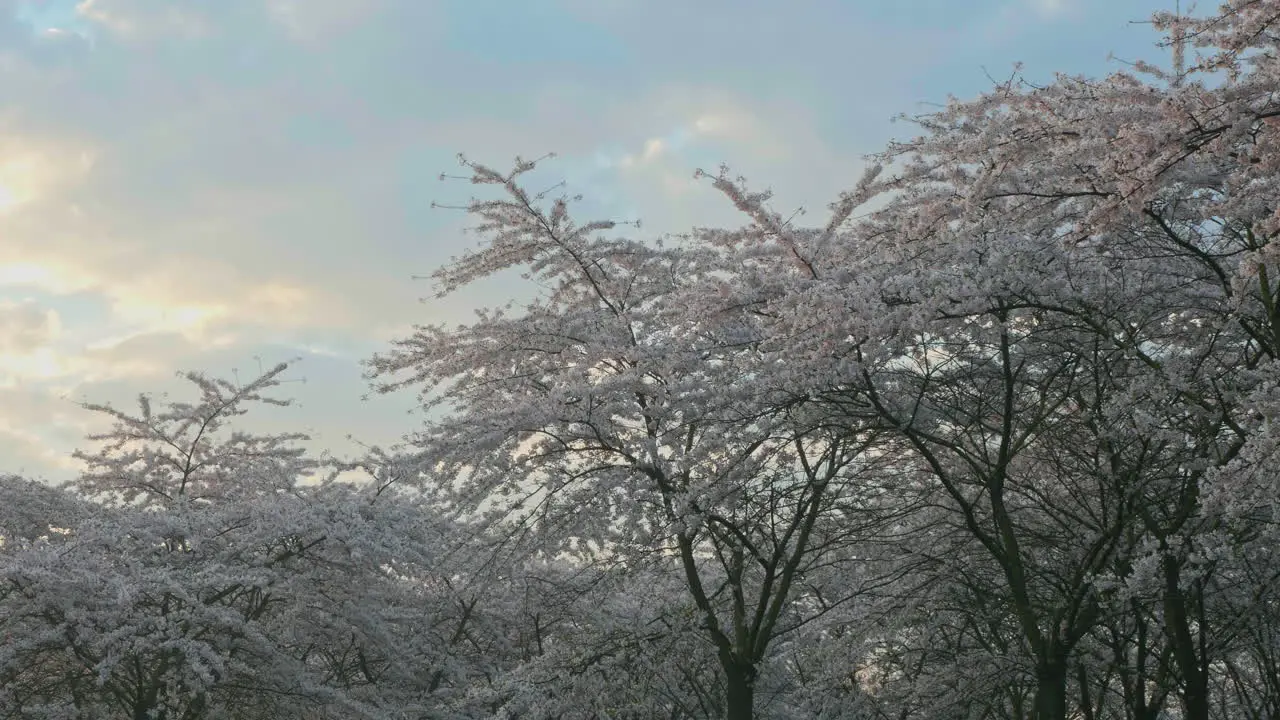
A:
[367, 154, 905, 720]
[680, 2, 1278, 718]
[366, 4, 1280, 719]
[0, 366, 494, 719]
[5, 3, 1280, 719]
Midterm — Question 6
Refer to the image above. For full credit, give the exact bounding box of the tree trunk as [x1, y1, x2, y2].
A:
[1033, 659, 1068, 720]
[723, 660, 756, 720]
[1180, 672, 1210, 720]
[1162, 556, 1209, 720]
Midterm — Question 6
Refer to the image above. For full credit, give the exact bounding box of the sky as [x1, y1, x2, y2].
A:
[0, 0, 1178, 482]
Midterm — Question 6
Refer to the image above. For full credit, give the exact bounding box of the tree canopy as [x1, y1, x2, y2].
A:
[4, 2, 1280, 719]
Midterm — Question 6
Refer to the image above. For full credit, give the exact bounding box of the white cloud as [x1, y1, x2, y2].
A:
[75, 0, 211, 40]
[606, 92, 790, 175]
[0, 0, 881, 482]
[264, 0, 387, 41]
[1030, 0, 1068, 18]
[0, 299, 60, 353]
[0, 134, 95, 215]
[563, 85, 865, 237]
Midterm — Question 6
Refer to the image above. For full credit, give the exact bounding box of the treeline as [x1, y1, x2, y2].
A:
[4, 3, 1280, 719]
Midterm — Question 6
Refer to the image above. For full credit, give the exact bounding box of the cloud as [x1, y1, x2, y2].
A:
[609, 101, 785, 171]
[264, 0, 389, 41]
[976, 0, 1083, 43]
[547, 84, 871, 238]
[0, 421, 86, 479]
[0, 133, 96, 215]
[1029, 0, 1068, 18]
[0, 0, 1147, 483]
[0, 299, 60, 353]
[618, 136, 671, 169]
[78, 331, 209, 378]
[0, 296, 70, 388]
[0, 0, 886, 481]
[75, 0, 211, 40]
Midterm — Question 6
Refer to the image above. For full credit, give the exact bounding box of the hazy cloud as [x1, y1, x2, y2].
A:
[0, 0, 1171, 481]
[0, 299, 58, 352]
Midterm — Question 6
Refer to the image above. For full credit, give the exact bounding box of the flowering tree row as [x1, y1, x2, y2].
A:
[4, 2, 1280, 718]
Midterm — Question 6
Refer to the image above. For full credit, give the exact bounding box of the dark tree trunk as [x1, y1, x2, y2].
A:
[1162, 556, 1209, 720]
[1033, 659, 1068, 720]
[723, 660, 756, 720]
